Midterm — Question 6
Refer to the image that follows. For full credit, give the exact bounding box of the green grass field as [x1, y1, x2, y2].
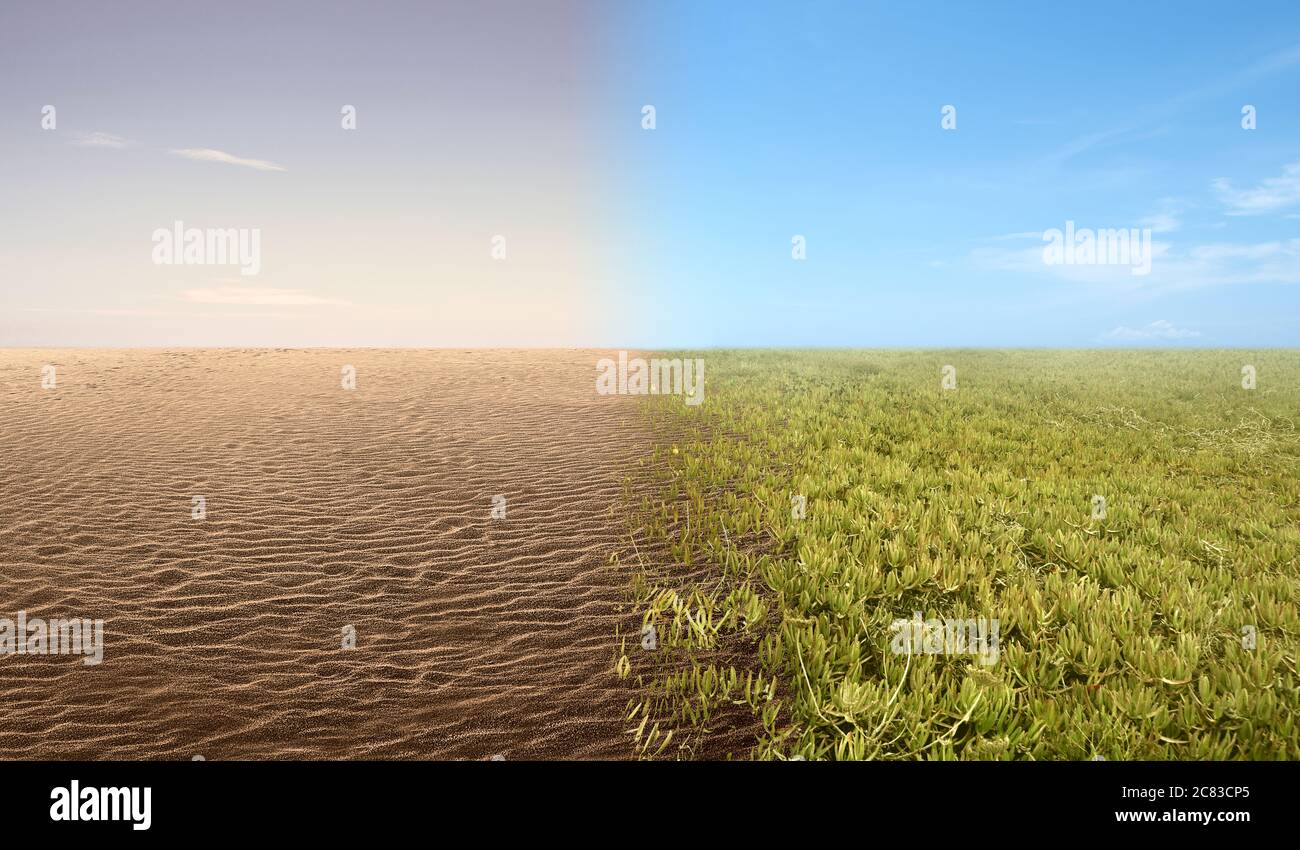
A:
[617, 350, 1300, 760]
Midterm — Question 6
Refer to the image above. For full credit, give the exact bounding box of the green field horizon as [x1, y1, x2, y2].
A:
[620, 349, 1299, 759]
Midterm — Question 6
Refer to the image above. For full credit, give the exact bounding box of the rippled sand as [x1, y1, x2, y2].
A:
[0, 349, 649, 759]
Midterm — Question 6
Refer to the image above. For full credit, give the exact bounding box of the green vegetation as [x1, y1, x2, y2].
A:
[615, 350, 1300, 760]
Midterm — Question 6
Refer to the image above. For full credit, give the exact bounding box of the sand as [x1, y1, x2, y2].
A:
[0, 349, 649, 759]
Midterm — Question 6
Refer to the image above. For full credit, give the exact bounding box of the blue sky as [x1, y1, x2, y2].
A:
[2, 1, 1298, 347]
[599, 0, 1300, 346]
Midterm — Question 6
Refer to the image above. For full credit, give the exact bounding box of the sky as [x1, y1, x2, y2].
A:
[2, 0, 1299, 347]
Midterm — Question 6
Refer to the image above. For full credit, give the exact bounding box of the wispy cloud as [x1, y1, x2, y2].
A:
[1188, 241, 1295, 262]
[1139, 213, 1180, 233]
[1139, 200, 1183, 233]
[181, 285, 345, 306]
[19, 306, 299, 319]
[1041, 44, 1300, 168]
[971, 238, 1171, 285]
[971, 234, 1300, 293]
[1213, 162, 1300, 216]
[74, 131, 131, 148]
[1105, 320, 1200, 340]
[170, 148, 286, 172]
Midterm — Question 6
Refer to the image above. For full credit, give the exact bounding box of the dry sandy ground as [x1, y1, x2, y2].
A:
[0, 349, 651, 759]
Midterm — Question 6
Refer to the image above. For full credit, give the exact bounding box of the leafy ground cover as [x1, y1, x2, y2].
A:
[615, 350, 1299, 759]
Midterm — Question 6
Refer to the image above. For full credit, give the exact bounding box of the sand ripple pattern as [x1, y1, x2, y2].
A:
[0, 349, 648, 759]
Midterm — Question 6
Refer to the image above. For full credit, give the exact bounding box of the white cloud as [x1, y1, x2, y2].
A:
[1106, 320, 1201, 340]
[1139, 213, 1178, 233]
[74, 131, 130, 148]
[971, 232, 1300, 293]
[1139, 211, 1180, 233]
[970, 237, 1172, 284]
[181, 286, 346, 306]
[1212, 162, 1300, 215]
[1188, 241, 1291, 262]
[170, 148, 286, 172]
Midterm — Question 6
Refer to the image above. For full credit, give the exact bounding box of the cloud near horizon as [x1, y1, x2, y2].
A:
[181, 285, 346, 306]
[170, 148, 287, 172]
[1105, 320, 1201, 340]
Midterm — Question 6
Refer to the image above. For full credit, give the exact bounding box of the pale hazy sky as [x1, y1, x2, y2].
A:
[4, 1, 1300, 347]
[1, 0, 615, 346]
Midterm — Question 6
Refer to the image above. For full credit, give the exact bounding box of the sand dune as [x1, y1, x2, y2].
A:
[0, 349, 648, 759]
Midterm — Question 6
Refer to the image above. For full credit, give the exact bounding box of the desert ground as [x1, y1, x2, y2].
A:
[0, 349, 647, 759]
[4, 348, 1296, 761]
